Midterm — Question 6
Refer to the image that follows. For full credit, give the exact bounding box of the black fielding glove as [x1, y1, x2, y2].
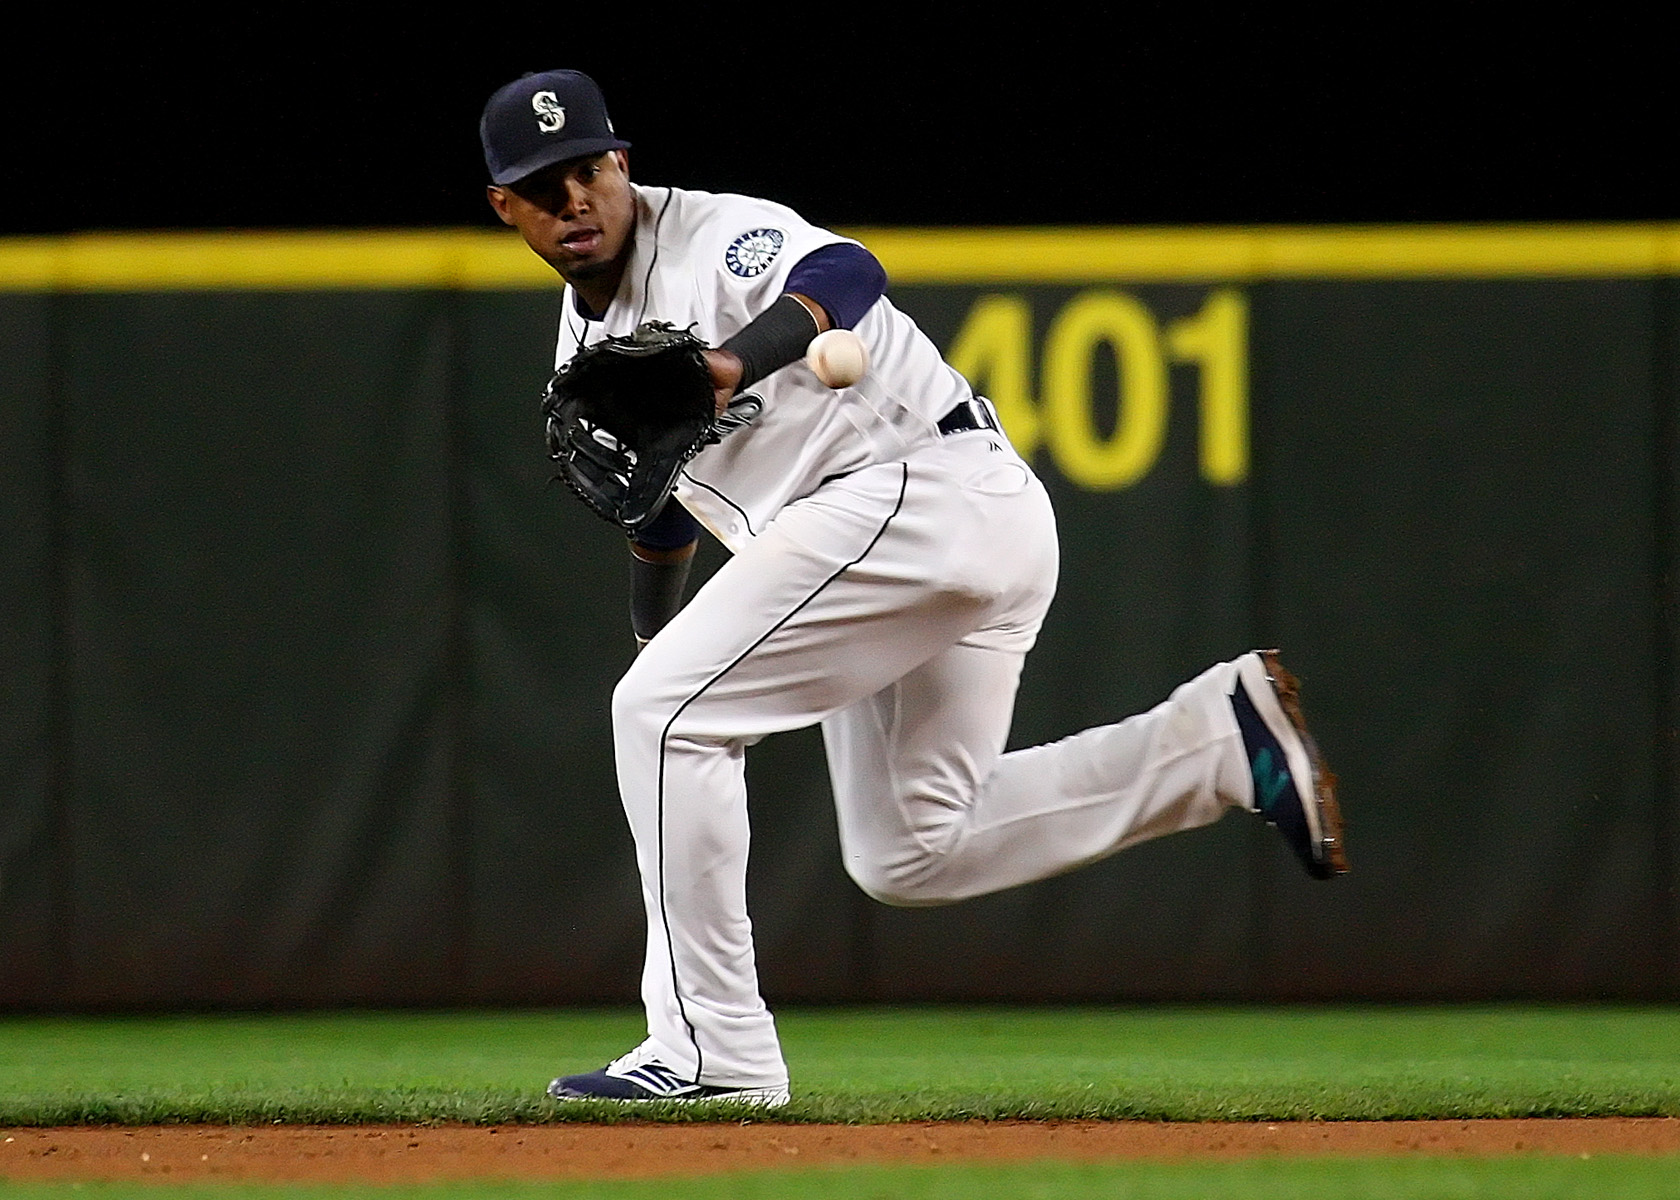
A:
[542, 322, 757, 532]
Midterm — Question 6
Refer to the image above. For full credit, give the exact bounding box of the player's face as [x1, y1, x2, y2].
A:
[488, 150, 635, 291]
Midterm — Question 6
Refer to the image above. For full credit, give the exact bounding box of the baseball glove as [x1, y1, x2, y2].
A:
[542, 321, 753, 533]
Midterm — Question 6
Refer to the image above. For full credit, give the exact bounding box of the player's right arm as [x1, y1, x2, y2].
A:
[705, 243, 887, 409]
[626, 233, 888, 648]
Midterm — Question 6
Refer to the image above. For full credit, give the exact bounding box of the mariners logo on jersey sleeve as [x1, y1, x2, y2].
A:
[724, 229, 786, 278]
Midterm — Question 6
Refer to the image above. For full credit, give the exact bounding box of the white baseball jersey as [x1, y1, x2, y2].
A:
[550, 180, 1265, 1096]
[554, 183, 975, 552]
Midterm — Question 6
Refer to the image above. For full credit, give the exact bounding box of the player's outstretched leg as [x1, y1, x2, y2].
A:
[827, 648, 1347, 906]
[1229, 649, 1347, 878]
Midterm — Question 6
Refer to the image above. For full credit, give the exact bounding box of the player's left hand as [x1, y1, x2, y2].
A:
[542, 321, 723, 533]
[703, 349, 743, 416]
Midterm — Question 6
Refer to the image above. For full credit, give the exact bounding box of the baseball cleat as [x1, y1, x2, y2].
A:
[546, 1041, 791, 1107]
[1230, 650, 1347, 879]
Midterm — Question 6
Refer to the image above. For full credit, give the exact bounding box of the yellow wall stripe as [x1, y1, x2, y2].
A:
[5, 224, 1680, 290]
[849, 224, 1680, 281]
[0, 231, 554, 291]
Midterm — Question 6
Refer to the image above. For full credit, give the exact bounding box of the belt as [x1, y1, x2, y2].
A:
[937, 398, 1002, 437]
[820, 398, 1003, 490]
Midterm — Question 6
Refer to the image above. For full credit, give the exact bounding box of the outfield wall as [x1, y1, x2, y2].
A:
[1, 226, 1676, 1008]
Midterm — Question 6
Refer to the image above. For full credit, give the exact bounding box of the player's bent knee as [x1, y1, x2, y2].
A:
[609, 670, 642, 726]
[611, 662, 748, 756]
[609, 665, 670, 743]
[843, 857, 964, 909]
[839, 796, 977, 905]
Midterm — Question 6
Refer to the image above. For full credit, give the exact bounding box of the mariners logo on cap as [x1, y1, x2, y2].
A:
[725, 229, 785, 278]
[532, 91, 566, 134]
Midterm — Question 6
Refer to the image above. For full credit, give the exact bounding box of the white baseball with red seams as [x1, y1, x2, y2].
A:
[804, 328, 869, 387]
[549, 182, 1278, 1096]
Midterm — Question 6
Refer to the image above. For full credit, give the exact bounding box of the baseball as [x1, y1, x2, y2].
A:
[805, 329, 869, 388]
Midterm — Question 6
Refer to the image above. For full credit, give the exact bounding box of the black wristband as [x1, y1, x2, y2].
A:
[629, 549, 694, 643]
[719, 294, 822, 389]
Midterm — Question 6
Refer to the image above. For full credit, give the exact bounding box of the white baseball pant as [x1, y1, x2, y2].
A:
[611, 433, 1255, 1089]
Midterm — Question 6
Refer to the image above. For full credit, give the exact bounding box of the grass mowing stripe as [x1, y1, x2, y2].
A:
[1, 1006, 1677, 1124]
[5, 1158, 1680, 1199]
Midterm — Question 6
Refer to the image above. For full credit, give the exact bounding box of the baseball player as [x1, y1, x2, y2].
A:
[480, 69, 1347, 1107]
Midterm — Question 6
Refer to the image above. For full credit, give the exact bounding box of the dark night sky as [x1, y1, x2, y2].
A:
[3, 15, 1672, 235]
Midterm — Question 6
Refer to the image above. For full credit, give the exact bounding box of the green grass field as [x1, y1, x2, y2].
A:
[4, 1158, 1680, 1200]
[0, 1004, 1677, 1125]
[2, 1005, 1678, 1198]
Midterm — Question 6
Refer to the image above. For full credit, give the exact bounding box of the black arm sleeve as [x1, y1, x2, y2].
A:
[630, 547, 694, 644]
[628, 500, 700, 643]
[719, 293, 822, 390]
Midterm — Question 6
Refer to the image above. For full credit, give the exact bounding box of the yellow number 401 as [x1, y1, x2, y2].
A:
[947, 288, 1249, 489]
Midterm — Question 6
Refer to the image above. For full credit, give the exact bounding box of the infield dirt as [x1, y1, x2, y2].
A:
[4, 1119, 1679, 1183]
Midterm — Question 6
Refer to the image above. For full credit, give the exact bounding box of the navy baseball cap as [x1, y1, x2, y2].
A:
[480, 70, 631, 186]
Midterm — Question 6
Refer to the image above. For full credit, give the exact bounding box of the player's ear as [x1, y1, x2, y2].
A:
[613, 149, 629, 177]
[486, 185, 516, 226]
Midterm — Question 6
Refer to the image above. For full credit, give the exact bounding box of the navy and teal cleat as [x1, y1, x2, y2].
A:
[546, 1041, 791, 1107]
[1230, 650, 1348, 879]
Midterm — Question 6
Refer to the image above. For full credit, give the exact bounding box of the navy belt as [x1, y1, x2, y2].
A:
[818, 399, 1002, 490]
[937, 398, 1001, 437]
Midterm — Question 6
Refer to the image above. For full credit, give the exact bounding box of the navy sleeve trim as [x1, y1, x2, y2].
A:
[785, 243, 888, 330]
[631, 500, 702, 551]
